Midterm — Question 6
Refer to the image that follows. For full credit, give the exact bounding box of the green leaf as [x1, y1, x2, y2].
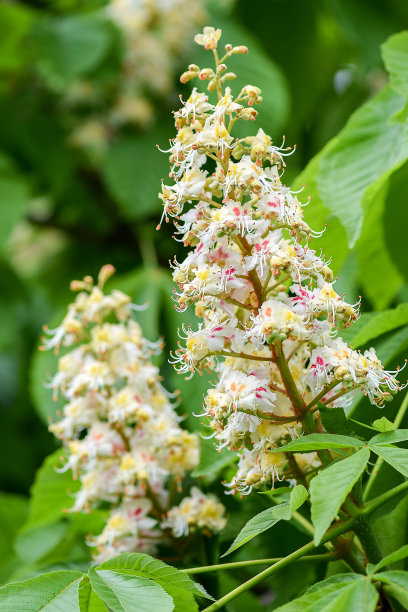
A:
[372, 494, 408, 563]
[35, 14, 112, 85]
[0, 3, 34, 73]
[273, 574, 378, 612]
[290, 485, 309, 513]
[88, 567, 174, 612]
[311, 448, 370, 545]
[382, 32, 408, 99]
[371, 417, 396, 433]
[274, 433, 364, 453]
[377, 325, 408, 365]
[0, 492, 28, 584]
[79, 576, 108, 612]
[0, 172, 30, 249]
[374, 571, 408, 608]
[368, 544, 408, 575]
[222, 506, 286, 557]
[347, 304, 408, 348]
[356, 179, 403, 309]
[370, 430, 408, 445]
[0, 570, 83, 611]
[23, 450, 79, 530]
[316, 86, 408, 246]
[222, 486, 307, 557]
[103, 128, 172, 222]
[192, 437, 238, 480]
[369, 445, 408, 478]
[15, 521, 69, 565]
[97, 552, 209, 600]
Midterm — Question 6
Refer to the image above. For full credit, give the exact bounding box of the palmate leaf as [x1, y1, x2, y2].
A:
[35, 13, 112, 85]
[273, 574, 378, 612]
[310, 448, 370, 545]
[316, 86, 408, 246]
[356, 179, 403, 310]
[368, 544, 408, 575]
[343, 303, 408, 348]
[369, 430, 408, 445]
[0, 570, 84, 611]
[222, 485, 308, 556]
[97, 552, 210, 600]
[369, 445, 408, 478]
[88, 567, 174, 612]
[78, 576, 107, 612]
[382, 32, 408, 100]
[273, 433, 364, 453]
[374, 571, 408, 609]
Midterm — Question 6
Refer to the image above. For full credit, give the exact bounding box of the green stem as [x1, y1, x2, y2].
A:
[363, 389, 408, 501]
[181, 553, 337, 575]
[353, 514, 383, 565]
[202, 481, 408, 611]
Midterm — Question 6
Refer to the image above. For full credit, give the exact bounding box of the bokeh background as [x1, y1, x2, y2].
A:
[1, 0, 408, 600]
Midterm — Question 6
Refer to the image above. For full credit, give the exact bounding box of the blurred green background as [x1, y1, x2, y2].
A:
[1, 0, 408, 533]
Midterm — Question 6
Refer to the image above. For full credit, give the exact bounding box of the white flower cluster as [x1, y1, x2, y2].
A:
[68, 0, 207, 152]
[43, 265, 226, 561]
[160, 27, 406, 494]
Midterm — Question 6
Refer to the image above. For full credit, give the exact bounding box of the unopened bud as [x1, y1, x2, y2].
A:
[98, 264, 116, 288]
[225, 43, 233, 52]
[220, 72, 237, 82]
[199, 68, 215, 80]
[232, 46, 248, 54]
[180, 71, 197, 84]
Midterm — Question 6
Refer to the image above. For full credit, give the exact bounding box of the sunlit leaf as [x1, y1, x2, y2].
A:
[273, 433, 364, 453]
[369, 445, 408, 478]
[88, 567, 174, 612]
[0, 570, 83, 611]
[273, 574, 378, 611]
[222, 486, 308, 556]
[311, 448, 370, 545]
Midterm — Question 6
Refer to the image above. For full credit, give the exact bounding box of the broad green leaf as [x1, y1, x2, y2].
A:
[294, 156, 349, 276]
[382, 32, 408, 99]
[103, 128, 172, 221]
[88, 567, 174, 612]
[22, 450, 79, 530]
[368, 544, 408, 574]
[0, 492, 28, 584]
[192, 437, 238, 480]
[273, 574, 378, 611]
[377, 325, 408, 365]
[374, 571, 408, 608]
[97, 552, 209, 599]
[0, 570, 83, 611]
[370, 429, 408, 445]
[222, 505, 287, 557]
[369, 445, 408, 478]
[384, 160, 408, 285]
[79, 576, 107, 612]
[15, 521, 69, 565]
[311, 448, 370, 545]
[0, 173, 30, 249]
[316, 86, 408, 246]
[274, 433, 364, 453]
[373, 495, 408, 562]
[348, 304, 408, 348]
[222, 485, 307, 556]
[0, 3, 33, 73]
[35, 14, 112, 85]
[356, 179, 402, 309]
[371, 417, 396, 433]
[290, 485, 309, 512]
